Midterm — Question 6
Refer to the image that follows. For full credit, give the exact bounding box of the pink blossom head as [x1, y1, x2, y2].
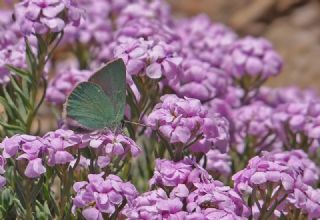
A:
[233, 102, 279, 154]
[63, 0, 113, 61]
[177, 14, 237, 68]
[232, 153, 304, 195]
[14, 0, 84, 35]
[147, 94, 229, 154]
[116, 0, 171, 27]
[256, 86, 319, 108]
[264, 150, 319, 186]
[4, 135, 47, 178]
[172, 58, 230, 101]
[186, 182, 250, 219]
[43, 129, 82, 166]
[222, 36, 283, 80]
[73, 173, 138, 219]
[149, 158, 212, 188]
[114, 37, 182, 84]
[272, 101, 320, 151]
[88, 130, 141, 169]
[121, 187, 184, 219]
[286, 185, 320, 219]
[205, 149, 232, 178]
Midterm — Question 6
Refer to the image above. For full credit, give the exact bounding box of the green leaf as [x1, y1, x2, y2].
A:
[1, 188, 14, 209]
[36, 35, 47, 60]
[2, 87, 26, 125]
[43, 183, 59, 217]
[10, 77, 31, 109]
[0, 97, 14, 119]
[30, 177, 44, 204]
[25, 38, 37, 75]
[66, 82, 116, 130]
[65, 58, 127, 130]
[35, 201, 51, 220]
[5, 65, 31, 82]
[0, 120, 24, 131]
[14, 183, 26, 209]
[89, 58, 126, 125]
[48, 32, 60, 44]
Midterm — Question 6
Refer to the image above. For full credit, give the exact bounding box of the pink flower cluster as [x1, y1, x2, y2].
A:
[73, 173, 138, 219]
[177, 15, 237, 69]
[222, 36, 283, 79]
[114, 38, 182, 82]
[122, 181, 250, 219]
[233, 151, 320, 219]
[232, 102, 278, 153]
[0, 129, 140, 179]
[149, 158, 212, 187]
[15, 0, 83, 35]
[272, 101, 320, 151]
[147, 94, 229, 153]
[88, 131, 141, 168]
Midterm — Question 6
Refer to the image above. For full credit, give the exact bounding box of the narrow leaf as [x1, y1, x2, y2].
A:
[25, 38, 37, 75]
[2, 87, 26, 124]
[30, 177, 44, 204]
[0, 120, 24, 131]
[10, 77, 32, 109]
[36, 35, 47, 60]
[6, 65, 31, 81]
[0, 97, 14, 119]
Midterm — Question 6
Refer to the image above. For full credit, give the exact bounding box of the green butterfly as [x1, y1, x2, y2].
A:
[64, 59, 126, 131]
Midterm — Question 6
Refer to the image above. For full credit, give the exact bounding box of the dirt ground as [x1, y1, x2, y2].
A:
[168, 0, 320, 91]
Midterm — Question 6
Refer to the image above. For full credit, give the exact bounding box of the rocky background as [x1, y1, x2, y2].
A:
[168, 0, 320, 91]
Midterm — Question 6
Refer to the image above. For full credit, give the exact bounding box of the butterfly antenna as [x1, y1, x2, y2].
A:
[122, 120, 148, 127]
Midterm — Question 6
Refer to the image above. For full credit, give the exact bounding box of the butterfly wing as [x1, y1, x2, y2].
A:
[65, 82, 115, 130]
[89, 58, 126, 128]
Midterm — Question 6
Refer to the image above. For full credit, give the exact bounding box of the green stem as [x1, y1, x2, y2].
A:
[258, 185, 285, 220]
[74, 42, 90, 70]
[58, 165, 75, 220]
[25, 33, 60, 134]
[25, 180, 35, 220]
[26, 202, 33, 220]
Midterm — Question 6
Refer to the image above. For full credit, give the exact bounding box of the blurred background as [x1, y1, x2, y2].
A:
[168, 0, 320, 91]
[1, 0, 319, 90]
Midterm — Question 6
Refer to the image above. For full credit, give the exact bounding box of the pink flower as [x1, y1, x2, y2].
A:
[24, 158, 46, 178]
[187, 183, 250, 219]
[121, 188, 183, 220]
[147, 95, 229, 153]
[222, 36, 282, 79]
[88, 130, 141, 168]
[14, 0, 84, 35]
[44, 129, 82, 166]
[72, 173, 138, 219]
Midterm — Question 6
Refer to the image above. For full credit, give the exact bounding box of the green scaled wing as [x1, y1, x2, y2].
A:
[66, 82, 115, 130]
[89, 58, 126, 128]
